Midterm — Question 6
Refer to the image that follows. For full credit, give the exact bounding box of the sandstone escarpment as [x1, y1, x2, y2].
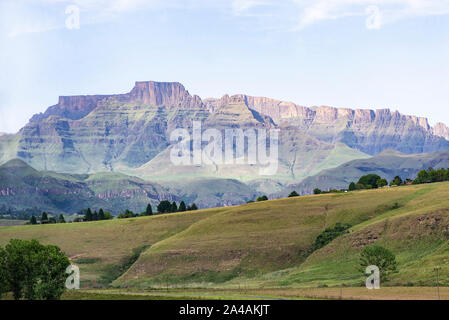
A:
[128, 81, 204, 109]
[1, 81, 449, 176]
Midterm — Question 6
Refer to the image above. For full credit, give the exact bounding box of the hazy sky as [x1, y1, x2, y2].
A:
[0, 0, 448, 133]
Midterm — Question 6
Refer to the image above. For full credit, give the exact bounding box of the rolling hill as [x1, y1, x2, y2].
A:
[1, 181, 448, 289]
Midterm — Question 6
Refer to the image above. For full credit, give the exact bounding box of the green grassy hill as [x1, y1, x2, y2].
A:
[1, 182, 449, 289]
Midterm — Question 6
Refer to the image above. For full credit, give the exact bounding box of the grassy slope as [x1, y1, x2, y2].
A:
[0, 208, 223, 286]
[1, 182, 449, 290]
[116, 183, 431, 287]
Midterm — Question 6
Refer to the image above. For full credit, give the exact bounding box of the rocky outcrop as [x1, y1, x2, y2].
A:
[30, 95, 114, 122]
[128, 81, 204, 109]
[433, 122, 449, 141]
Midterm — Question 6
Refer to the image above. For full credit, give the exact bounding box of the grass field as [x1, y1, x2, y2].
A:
[58, 287, 449, 300]
[1, 182, 449, 298]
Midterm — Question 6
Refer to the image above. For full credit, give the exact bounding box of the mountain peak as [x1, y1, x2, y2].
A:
[0, 158, 36, 171]
[128, 81, 204, 108]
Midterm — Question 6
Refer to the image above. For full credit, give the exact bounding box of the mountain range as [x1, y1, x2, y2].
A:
[1, 81, 449, 213]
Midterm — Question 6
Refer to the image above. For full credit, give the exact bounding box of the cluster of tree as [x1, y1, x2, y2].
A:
[347, 167, 449, 192]
[413, 167, 449, 184]
[311, 222, 352, 252]
[82, 208, 113, 221]
[156, 200, 197, 213]
[0, 239, 70, 300]
[348, 174, 388, 191]
[29, 212, 67, 225]
[313, 188, 347, 195]
[116, 201, 198, 219]
[247, 195, 269, 203]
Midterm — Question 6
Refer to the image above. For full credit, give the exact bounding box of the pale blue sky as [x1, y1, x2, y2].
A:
[0, 0, 448, 133]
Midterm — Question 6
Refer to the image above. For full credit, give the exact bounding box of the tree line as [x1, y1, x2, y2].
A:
[28, 200, 199, 224]
[298, 167, 449, 196]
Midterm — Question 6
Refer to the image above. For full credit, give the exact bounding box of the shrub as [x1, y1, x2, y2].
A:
[288, 191, 299, 197]
[311, 222, 351, 251]
[360, 245, 397, 281]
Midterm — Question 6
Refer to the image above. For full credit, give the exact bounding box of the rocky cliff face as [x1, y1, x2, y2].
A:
[433, 122, 449, 140]
[30, 81, 206, 124]
[128, 81, 204, 108]
[207, 93, 449, 154]
[1, 81, 448, 178]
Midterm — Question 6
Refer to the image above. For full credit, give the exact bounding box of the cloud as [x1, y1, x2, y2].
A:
[293, 0, 449, 30]
[231, 0, 271, 14]
[2, 0, 449, 37]
[2, 0, 164, 37]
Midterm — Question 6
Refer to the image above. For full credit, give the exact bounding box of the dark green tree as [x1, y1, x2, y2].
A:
[157, 200, 172, 213]
[313, 188, 322, 195]
[58, 214, 65, 224]
[92, 211, 98, 221]
[390, 176, 403, 186]
[85, 208, 93, 221]
[30, 216, 37, 225]
[189, 203, 198, 210]
[144, 204, 153, 216]
[288, 191, 299, 197]
[171, 201, 178, 213]
[414, 169, 430, 184]
[357, 174, 382, 189]
[348, 182, 356, 191]
[41, 212, 48, 223]
[0, 239, 70, 300]
[178, 201, 187, 212]
[257, 195, 268, 201]
[360, 245, 397, 281]
[376, 178, 388, 188]
[98, 208, 105, 220]
[103, 211, 113, 220]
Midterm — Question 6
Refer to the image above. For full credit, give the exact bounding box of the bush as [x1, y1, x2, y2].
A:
[313, 188, 322, 195]
[389, 176, 403, 186]
[288, 191, 299, 197]
[357, 174, 382, 189]
[311, 222, 351, 251]
[360, 245, 397, 281]
[257, 195, 268, 201]
[377, 178, 388, 188]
